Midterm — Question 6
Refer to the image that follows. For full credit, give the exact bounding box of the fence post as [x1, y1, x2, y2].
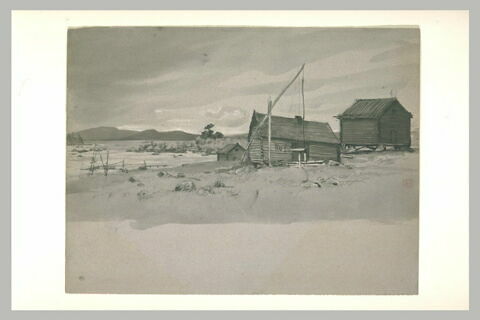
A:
[99, 153, 106, 176]
[105, 151, 109, 176]
[89, 152, 96, 175]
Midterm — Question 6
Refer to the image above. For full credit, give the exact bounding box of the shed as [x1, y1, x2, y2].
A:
[217, 143, 246, 161]
[247, 111, 340, 164]
[336, 98, 412, 150]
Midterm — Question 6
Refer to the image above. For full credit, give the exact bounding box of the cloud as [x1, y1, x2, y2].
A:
[67, 27, 420, 133]
[115, 70, 187, 87]
[205, 106, 250, 128]
[369, 41, 420, 63]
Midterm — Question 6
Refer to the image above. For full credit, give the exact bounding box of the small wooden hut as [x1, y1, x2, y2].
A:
[217, 143, 246, 161]
[247, 111, 340, 164]
[336, 98, 412, 150]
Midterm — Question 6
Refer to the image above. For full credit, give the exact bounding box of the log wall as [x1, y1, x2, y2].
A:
[378, 103, 411, 145]
[261, 139, 292, 162]
[340, 119, 378, 145]
[248, 139, 264, 163]
[249, 137, 340, 163]
[308, 143, 339, 161]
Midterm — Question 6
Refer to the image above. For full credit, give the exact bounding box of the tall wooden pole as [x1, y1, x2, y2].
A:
[302, 75, 305, 121]
[241, 64, 305, 163]
[267, 98, 272, 167]
[301, 71, 306, 150]
[271, 64, 305, 109]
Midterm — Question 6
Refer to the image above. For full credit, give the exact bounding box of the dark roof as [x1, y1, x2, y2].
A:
[337, 98, 412, 119]
[250, 112, 339, 144]
[217, 143, 245, 154]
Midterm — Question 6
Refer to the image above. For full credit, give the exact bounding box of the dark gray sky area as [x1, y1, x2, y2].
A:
[67, 27, 419, 134]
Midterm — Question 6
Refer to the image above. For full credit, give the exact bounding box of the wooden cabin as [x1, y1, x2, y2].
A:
[336, 98, 412, 150]
[217, 143, 246, 161]
[247, 111, 340, 165]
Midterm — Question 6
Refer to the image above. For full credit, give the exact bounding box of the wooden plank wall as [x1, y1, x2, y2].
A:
[248, 139, 264, 163]
[341, 119, 378, 145]
[378, 104, 411, 145]
[261, 139, 292, 162]
[228, 148, 246, 161]
[250, 137, 340, 163]
[308, 143, 339, 161]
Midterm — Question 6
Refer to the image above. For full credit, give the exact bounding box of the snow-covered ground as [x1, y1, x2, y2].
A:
[66, 150, 419, 294]
[66, 140, 217, 181]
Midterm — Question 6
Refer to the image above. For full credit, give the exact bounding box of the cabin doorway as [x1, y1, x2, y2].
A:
[292, 150, 307, 163]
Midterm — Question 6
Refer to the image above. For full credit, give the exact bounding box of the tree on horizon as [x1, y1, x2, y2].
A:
[200, 123, 224, 139]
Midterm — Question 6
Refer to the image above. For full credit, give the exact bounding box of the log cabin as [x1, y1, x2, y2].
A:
[336, 98, 412, 150]
[247, 111, 340, 165]
[217, 143, 246, 161]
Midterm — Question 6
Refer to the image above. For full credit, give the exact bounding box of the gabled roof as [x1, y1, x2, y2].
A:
[217, 143, 245, 154]
[250, 111, 339, 144]
[337, 98, 412, 119]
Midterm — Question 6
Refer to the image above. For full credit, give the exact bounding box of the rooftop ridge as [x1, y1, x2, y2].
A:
[254, 111, 330, 125]
[337, 97, 408, 119]
[355, 97, 397, 101]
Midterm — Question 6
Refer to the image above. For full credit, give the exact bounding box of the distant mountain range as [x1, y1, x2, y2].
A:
[69, 126, 418, 145]
[71, 126, 199, 141]
[226, 133, 248, 139]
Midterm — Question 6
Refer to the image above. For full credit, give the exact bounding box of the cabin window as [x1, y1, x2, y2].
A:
[275, 144, 289, 152]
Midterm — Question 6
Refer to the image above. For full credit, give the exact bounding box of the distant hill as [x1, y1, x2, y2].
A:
[72, 126, 198, 141]
[124, 129, 198, 141]
[226, 133, 248, 139]
[75, 127, 138, 140]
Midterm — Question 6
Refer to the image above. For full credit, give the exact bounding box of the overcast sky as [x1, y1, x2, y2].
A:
[67, 27, 419, 134]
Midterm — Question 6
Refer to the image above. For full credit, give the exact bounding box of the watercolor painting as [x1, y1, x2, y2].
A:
[66, 27, 419, 294]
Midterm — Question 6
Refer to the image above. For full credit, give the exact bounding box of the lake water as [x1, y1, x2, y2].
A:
[66, 140, 217, 180]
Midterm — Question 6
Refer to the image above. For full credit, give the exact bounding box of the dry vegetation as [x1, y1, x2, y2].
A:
[66, 150, 419, 294]
[67, 150, 418, 226]
[125, 137, 247, 155]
